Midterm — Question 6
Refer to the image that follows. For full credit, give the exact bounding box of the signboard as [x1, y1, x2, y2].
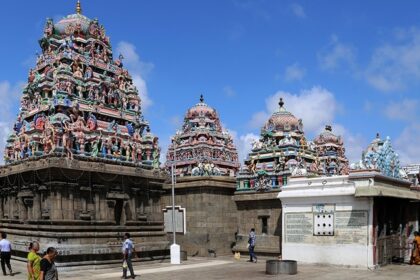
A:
[284, 210, 368, 245]
[335, 211, 368, 245]
[163, 206, 186, 234]
[285, 212, 313, 243]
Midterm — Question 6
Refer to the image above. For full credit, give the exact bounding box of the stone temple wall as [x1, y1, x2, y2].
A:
[233, 192, 282, 256]
[0, 157, 170, 266]
[161, 177, 238, 257]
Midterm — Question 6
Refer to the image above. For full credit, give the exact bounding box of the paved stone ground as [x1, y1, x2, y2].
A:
[6, 257, 420, 280]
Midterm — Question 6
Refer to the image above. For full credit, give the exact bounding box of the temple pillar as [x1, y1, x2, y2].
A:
[9, 196, 13, 219]
[50, 185, 63, 220]
[130, 196, 136, 221]
[0, 197, 3, 218]
[68, 191, 74, 220]
[33, 191, 41, 220]
[95, 192, 100, 220]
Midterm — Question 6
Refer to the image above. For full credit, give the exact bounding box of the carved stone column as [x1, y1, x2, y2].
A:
[0, 197, 3, 219]
[33, 190, 41, 220]
[68, 190, 74, 220]
[54, 185, 63, 220]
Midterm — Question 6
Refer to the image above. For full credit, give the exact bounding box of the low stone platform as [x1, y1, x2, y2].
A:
[7, 256, 420, 279]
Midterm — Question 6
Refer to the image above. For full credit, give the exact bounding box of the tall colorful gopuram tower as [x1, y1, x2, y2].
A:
[4, 1, 159, 167]
[165, 95, 240, 176]
[0, 2, 168, 265]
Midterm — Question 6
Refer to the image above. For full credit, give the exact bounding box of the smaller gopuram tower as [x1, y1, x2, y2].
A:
[234, 97, 349, 257]
[351, 133, 405, 179]
[313, 125, 349, 176]
[161, 95, 240, 257]
[237, 98, 317, 192]
[165, 95, 240, 177]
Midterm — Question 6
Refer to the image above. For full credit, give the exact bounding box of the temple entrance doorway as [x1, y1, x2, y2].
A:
[114, 199, 123, 225]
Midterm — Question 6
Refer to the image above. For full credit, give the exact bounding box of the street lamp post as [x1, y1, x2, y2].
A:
[170, 135, 180, 264]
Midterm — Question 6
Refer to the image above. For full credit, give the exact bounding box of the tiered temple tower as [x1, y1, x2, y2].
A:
[233, 97, 350, 256]
[161, 95, 240, 257]
[313, 125, 349, 176]
[165, 95, 239, 177]
[237, 98, 317, 191]
[4, 1, 159, 166]
[351, 133, 404, 179]
[0, 2, 168, 265]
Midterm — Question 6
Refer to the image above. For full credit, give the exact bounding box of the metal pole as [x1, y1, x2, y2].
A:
[171, 138, 176, 245]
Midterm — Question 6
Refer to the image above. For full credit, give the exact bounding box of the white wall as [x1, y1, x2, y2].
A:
[279, 176, 375, 268]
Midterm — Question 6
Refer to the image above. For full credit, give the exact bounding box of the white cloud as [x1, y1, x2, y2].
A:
[365, 28, 420, 92]
[395, 123, 420, 165]
[116, 41, 154, 111]
[290, 3, 306, 19]
[245, 86, 369, 163]
[228, 129, 259, 163]
[284, 63, 306, 81]
[223, 86, 236, 97]
[248, 111, 269, 129]
[318, 35, 356, 71]
[0, 81, 24, 164]
[249, 86, 338, 133]
[385, 99, 419, 121]
[169, 115, 183, 128]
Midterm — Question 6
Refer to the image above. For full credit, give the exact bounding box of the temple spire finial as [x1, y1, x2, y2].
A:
[200, 94, 204, 103]
[76, 0, 82, 14]
[279, 97, 284, 109]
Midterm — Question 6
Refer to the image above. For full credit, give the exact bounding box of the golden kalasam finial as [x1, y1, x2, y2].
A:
[76, 0, 82, 14]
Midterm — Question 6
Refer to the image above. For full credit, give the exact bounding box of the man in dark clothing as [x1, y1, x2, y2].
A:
[248, 228, 257, 263]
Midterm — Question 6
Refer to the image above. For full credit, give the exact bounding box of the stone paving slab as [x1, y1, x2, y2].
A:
[7, 257, 420, 280]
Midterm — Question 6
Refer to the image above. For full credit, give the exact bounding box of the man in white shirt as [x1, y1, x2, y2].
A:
[121, 232, 136, 279]
[0, 232, 13, 276]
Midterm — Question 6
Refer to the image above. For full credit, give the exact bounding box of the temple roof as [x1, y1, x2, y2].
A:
[263, 98, 302, 134]
[4, 1, 160, 168]
[351, 134, 404, 179]
[165, 95, 239, 177]
[314, 125, 343, 146]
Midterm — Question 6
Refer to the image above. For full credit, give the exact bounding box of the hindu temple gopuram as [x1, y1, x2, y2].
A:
[350, 133, 405, 179]
[165, 95, 240, 177]
[0, 2, 168, 265]
[237, 98, 349, 192]
[233, 98, 350, 256]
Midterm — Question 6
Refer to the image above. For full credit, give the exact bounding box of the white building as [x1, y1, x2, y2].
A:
[278, 170, 420, 268]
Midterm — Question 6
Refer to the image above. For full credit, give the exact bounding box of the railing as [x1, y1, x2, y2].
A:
[377, 234, 410, 265]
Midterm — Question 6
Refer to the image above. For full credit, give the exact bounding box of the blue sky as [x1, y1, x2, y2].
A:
[0, 0, 419, 165]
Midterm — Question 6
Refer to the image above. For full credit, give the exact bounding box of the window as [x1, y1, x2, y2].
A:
[262, 217, 268, 234]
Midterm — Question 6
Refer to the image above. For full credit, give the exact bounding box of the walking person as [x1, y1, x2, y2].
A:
[0, 232, 13, 276]
[248, 228, 257, 263]
[27, 242, 41, 280]
[410, 231, 420, 265]
[40, 247, 58, 280]
[122, 233, 136, 279]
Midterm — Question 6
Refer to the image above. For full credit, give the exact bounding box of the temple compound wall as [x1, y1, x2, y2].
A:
[232, 191, 282, 256]
[161, 177, 237, 257]
[0, 157, 169, 265]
